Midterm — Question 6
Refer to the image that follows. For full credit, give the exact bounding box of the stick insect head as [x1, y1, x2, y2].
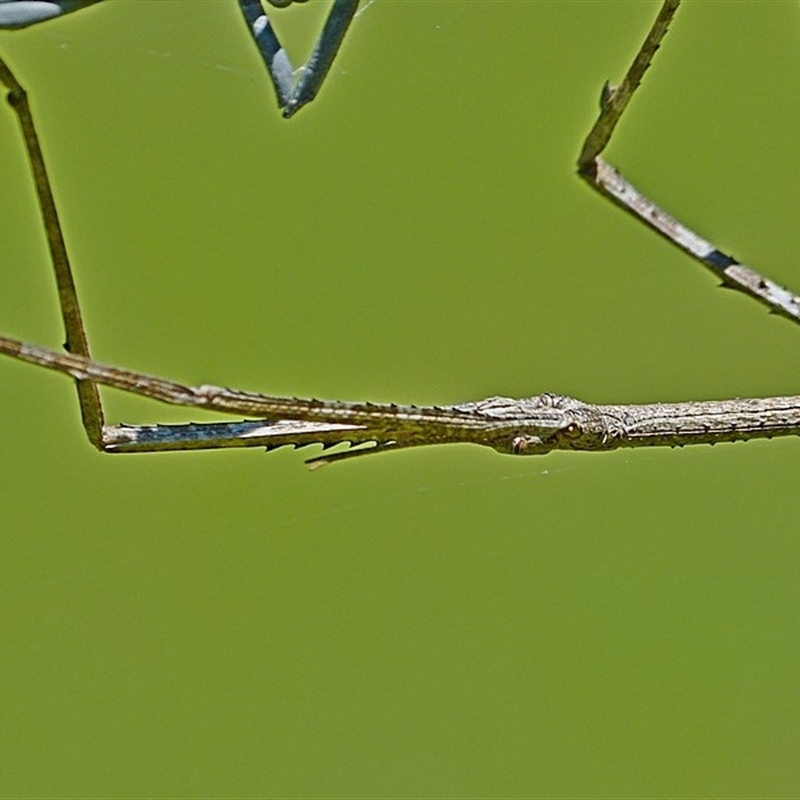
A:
[484, 393, 615, 456]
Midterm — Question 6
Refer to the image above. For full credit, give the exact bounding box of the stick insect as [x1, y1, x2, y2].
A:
[2, 0, 800, 467]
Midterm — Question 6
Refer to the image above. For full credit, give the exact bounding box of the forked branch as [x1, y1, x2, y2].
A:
[577, 0, 800, 323]
[237, 0, 360, 118]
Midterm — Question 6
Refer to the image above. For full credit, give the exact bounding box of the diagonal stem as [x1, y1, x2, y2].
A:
[578, 0, 681, 168]
[0, 53, 105, 445]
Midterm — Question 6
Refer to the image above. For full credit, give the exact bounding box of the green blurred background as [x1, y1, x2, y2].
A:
[2, 1, 800, 796]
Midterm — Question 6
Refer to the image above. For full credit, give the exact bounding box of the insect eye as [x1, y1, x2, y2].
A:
[561, 422, 582, 439]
